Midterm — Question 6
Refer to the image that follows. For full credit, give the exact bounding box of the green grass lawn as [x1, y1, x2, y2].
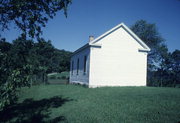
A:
[1, 85, 180, 123]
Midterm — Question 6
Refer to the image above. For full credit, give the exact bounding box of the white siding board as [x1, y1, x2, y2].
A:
[89, 27, 148, 87]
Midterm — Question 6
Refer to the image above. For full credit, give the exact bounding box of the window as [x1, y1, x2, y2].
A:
[77, 58, 79, 75]
[84, 55, 87, 73]
[71, 61, 74, 75]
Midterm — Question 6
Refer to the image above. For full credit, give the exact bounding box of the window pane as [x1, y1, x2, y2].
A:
[77, 58, 79, 75]
[84, 56, 87, 73]
[71, 61, 74, 75]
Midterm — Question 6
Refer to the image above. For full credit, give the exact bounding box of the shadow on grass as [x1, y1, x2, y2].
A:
[0, 96, 72, 123]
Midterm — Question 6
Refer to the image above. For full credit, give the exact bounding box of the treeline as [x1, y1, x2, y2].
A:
[0, 37, 72, 108]
[0, 0, 72, 110]
[131, 20, 180, 87]
[0, 37, 72, 84]
[147, 50, 180, 87]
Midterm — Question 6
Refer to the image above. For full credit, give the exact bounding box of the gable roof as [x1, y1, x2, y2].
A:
[72, 22, 150, 56]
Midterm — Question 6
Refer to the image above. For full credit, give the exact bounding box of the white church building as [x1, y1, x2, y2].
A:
[69, 23, 150, 88]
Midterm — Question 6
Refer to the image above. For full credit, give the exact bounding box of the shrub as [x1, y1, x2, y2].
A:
[61, 76, 66, 79]
[49, 75, 56, 79]
[57, 77, 61, 79]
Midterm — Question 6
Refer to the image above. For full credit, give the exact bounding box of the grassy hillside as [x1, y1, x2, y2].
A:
[1, 85, 180, 123]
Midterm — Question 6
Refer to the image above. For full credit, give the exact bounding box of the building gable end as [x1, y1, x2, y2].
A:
[90, 23, 150, 52]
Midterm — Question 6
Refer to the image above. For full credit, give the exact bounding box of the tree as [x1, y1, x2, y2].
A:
[54, 49, 72, 73]
[153, 50, 180, 87]
[131, 20, 180, 87]
[131, 20, 169, 86]
[0, 38, 72, 109]
[170, 50, 180, 86]
[0, 0, 71, 38]
[131, 20, 167, 71]
[0, 38, 32, 109]
[0, 0, 71, 110]
[0, 39, 12, 52]
[33, 38, 56, 83]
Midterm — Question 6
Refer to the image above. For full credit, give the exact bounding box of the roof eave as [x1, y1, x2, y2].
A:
[138, 48, 151, 52]
[71, 43, 89, 56]
[71, 43, 102, 57]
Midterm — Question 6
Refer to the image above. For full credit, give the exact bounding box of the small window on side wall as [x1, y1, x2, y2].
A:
[84, 55, 87, 74]
[77, 58, 79, 75]
[71, 61, 74, 75]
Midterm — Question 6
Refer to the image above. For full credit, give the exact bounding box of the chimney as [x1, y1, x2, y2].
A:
[89, 36, 94, 42]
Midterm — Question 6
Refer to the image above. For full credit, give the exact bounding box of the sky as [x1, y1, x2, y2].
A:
[1, 0, 180, 52]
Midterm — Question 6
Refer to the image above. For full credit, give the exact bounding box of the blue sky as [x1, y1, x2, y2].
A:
[2, 0, 180, 52]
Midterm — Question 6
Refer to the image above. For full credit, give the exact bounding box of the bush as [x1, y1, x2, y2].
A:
[175, 84, 180, 88]
[57, 77, 61, 79]
[0, 65, 31, 110]
[49, 75, 56, 79]
[61, 76, 66, 79]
